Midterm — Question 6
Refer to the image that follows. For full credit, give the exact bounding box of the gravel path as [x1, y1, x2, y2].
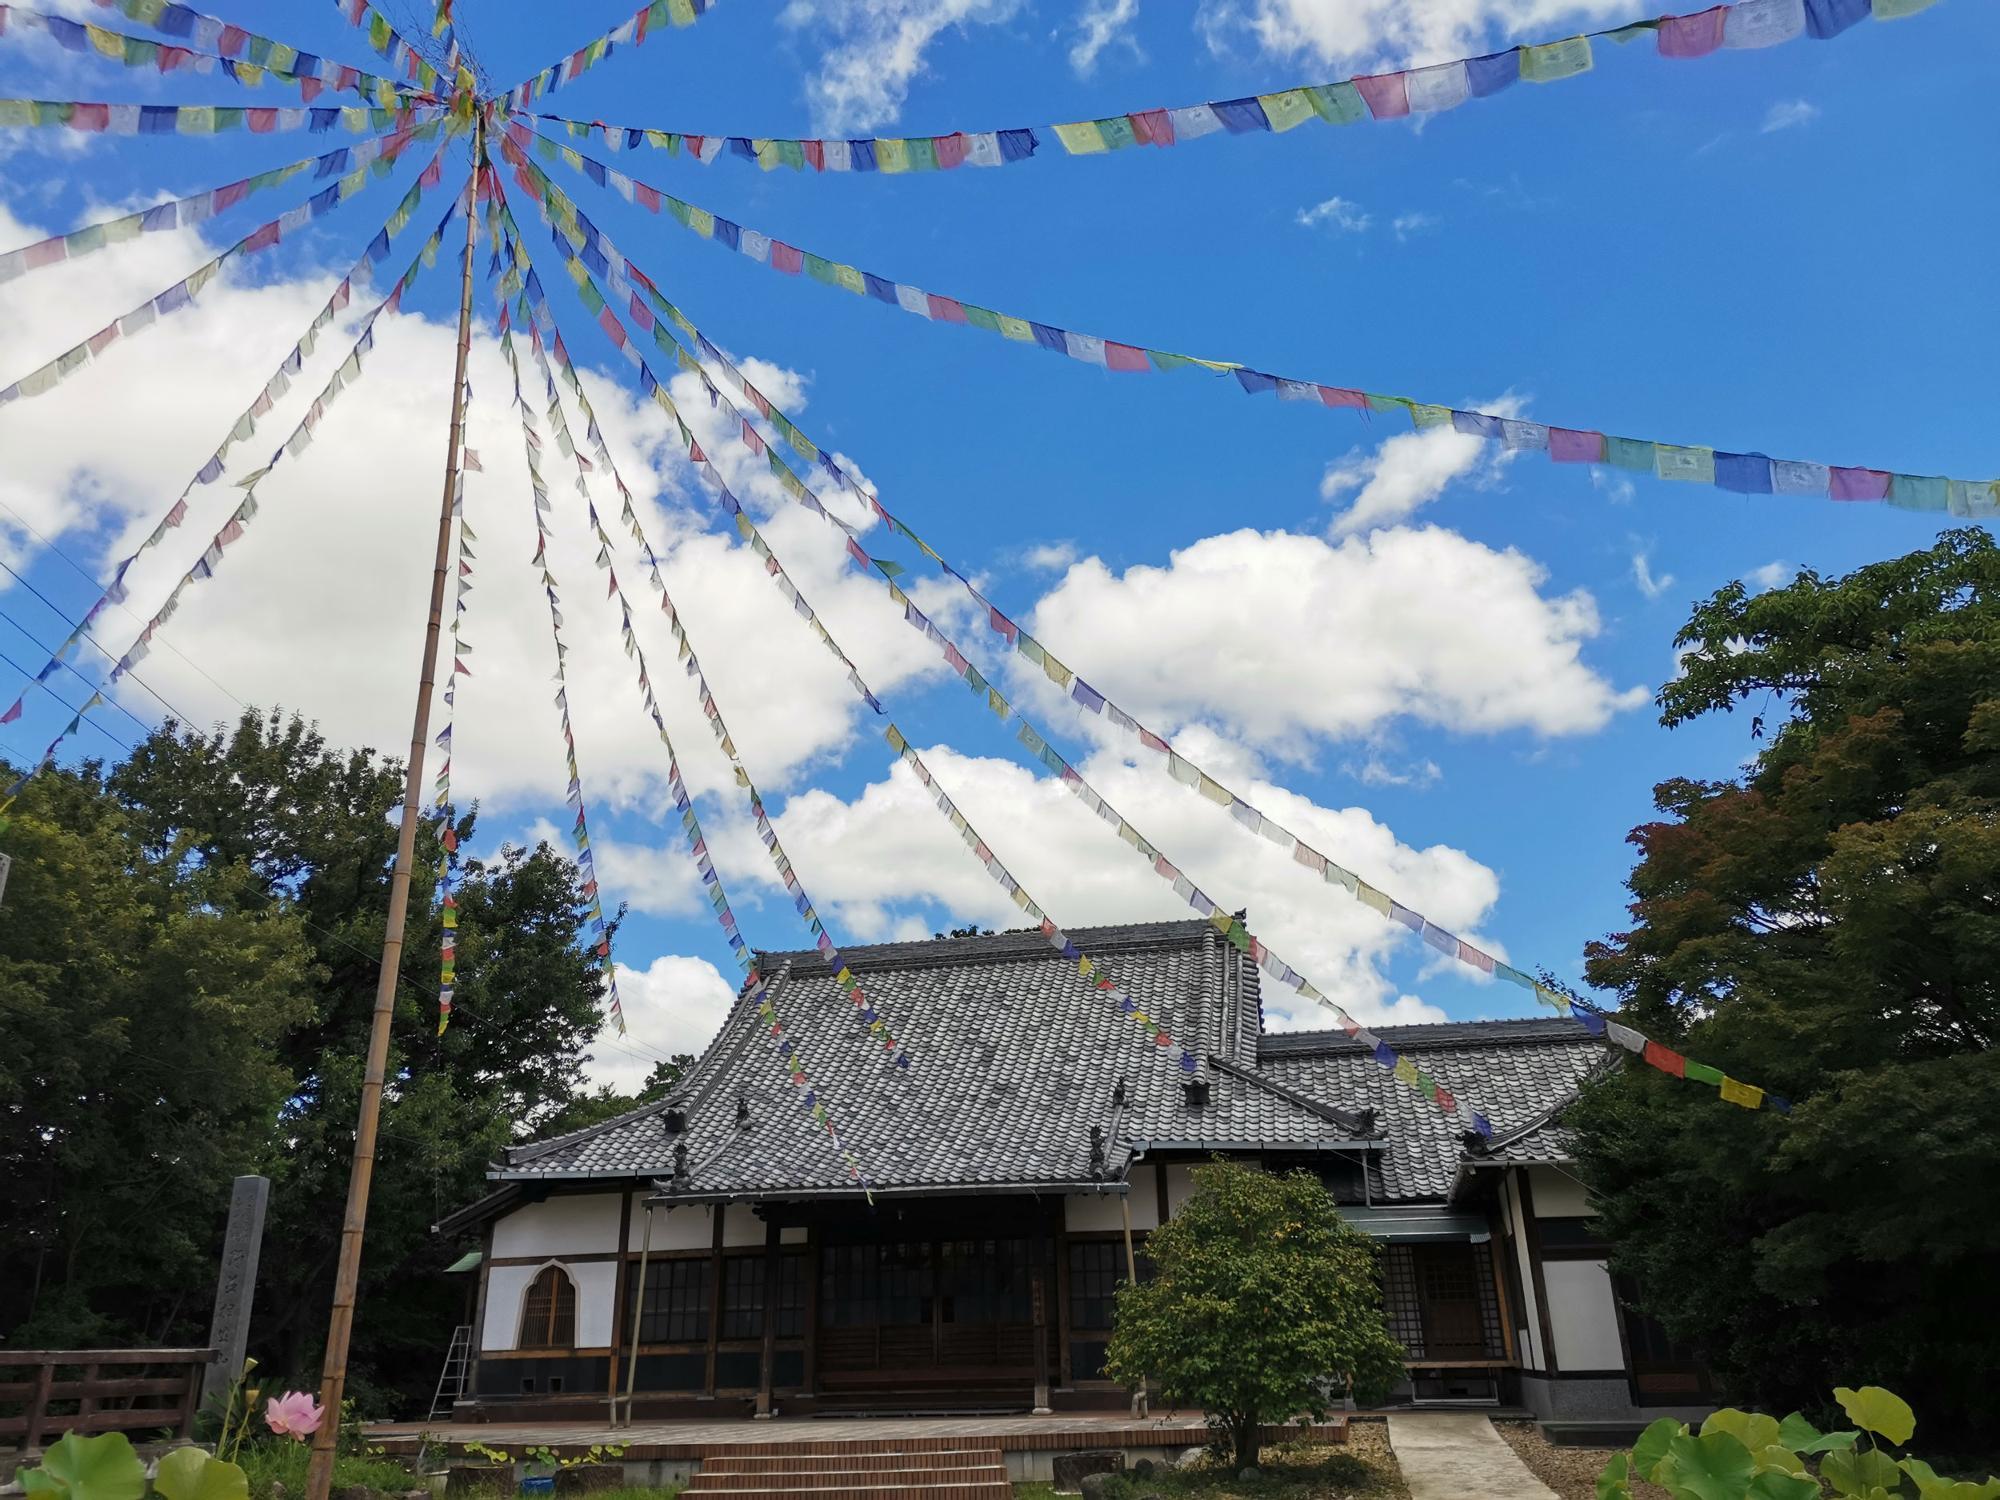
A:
[1491, 1422, 1670, 1500]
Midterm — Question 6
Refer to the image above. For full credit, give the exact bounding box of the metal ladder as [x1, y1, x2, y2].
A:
[427, 1324, 472, 1422]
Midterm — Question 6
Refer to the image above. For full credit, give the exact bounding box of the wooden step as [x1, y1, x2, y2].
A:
[699, 1450, 1004, 1474]
[686, 1465, 1008, 1490]
[682, 1486, 1011, 1500]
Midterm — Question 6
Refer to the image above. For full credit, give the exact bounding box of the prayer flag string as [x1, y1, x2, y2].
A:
[507, 141, 1793, 1121]
[513, 119, 1997, 520]
[501, 149, 1508, 1140]
[0, 114, 440, 286]
[490, 225, 626, 1038]
[525, 0, 1939, 177]
[328, 0, 442, 95]
[0, 116, 464, 408]
[81, 0, 421, 97]
[495, 191, 916, 1077]
[0, 98, 429, 135]
[489, 200, 872, 1187]
[4, 173, 473, 805]
[497, 0, 717, 114]
[0, 5, 423, 106]
[0, 134, 460, 751]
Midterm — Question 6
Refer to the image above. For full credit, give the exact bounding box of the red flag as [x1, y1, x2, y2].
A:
[1643, 1040, 1687, 1078]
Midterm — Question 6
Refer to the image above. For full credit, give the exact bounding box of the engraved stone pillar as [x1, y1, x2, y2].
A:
[202, 1175, 271, 1410]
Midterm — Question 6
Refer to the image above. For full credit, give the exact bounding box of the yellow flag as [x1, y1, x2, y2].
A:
[1719, 1077, 1765, 1110]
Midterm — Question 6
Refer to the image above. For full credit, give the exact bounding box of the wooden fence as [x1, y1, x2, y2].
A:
[0, 1349, 216, 1453]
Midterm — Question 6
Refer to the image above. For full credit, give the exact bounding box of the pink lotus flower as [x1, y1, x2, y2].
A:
[264, 1391, 324, 1441]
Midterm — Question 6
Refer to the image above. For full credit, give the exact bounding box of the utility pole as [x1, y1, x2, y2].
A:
[305, 113, 485, 1500]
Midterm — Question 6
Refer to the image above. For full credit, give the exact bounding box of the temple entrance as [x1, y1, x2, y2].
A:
[815, 1235, 1042, 1392]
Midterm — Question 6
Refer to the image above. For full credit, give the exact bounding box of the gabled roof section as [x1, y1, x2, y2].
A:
[1256, 1019, 1608, 1199]
[489, 920, 1361, 1197]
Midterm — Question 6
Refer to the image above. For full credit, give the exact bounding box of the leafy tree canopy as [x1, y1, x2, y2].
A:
[1, 709, 621, 1415]
[1570, 530, 2000, 1443]
[1102, 1160, 1407, 1469]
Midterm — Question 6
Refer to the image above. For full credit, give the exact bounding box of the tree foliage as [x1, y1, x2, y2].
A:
[0, 709, 617, 1414]
[1569, 531, 2000, 1443]
[1101, 1160, 1406, 1469]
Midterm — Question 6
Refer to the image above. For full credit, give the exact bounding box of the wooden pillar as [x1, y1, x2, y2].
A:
[1517, 1172, 1560, 1375]
[803, 1234, 820, 1398]
[704, 1206, 726, 1396]
[755, 1216, 781, 1418]
[608, 1187, 634, 1413]
[1031, 1242, 1052, 1414]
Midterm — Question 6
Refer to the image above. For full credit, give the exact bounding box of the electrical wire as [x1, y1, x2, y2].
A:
[0, 645, 134, 754]
[0, 498, 248, 711]
[0, 602, 158, 738]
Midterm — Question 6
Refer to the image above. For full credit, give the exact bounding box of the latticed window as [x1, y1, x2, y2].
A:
[720, 1255, 763, 1340]
[629, 1257, 711, 1343]
[1380, 1245, 1426, 1357]
[1068, 1240, 1121, 1333]
[519, 1265, 576, 1349]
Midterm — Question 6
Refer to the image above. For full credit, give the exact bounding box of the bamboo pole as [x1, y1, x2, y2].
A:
[1120, 1193, 1148, 1418]
[304, 116, 485, 1500]
[621, 1205, 658, 1427]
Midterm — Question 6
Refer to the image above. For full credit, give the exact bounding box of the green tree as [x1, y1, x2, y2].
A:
[2, 709, 616, 1416]
[1102, 1160, 1406, 1470]
[538, 1053, 696, 1137]
[0, 759, 313, 1343]
[1569, 530, 2000, 1443]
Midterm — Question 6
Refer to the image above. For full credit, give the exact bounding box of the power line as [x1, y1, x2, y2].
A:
[0, 602, 158, 738]
[0, 498, 247, 711]
[0, 645, 134, 755]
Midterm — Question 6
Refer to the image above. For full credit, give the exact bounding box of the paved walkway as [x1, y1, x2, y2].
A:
[1387, 1413, 1558, 1500]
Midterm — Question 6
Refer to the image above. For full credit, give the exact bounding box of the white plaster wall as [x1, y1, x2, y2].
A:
[721, 1204, 766, 1247]
[1529, 1165, 1592, 1218]
[1124, 1169, 1159, 1231]
[1064, 1191, 1134, 1233]
[571, 1261, 618, 1347]
[483, 1264, 536, 1351]
[626, 1197, 722, 1251]
[1502, 1174, 1546, 1373]
[1543, 1258, 1627, 1372]
[780, 1225, 807, 1245]
[492, 1194, 623, 1259]
[480, 1259, 619, 1351]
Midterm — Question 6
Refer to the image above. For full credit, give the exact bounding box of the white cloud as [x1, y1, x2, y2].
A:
[587, 953, 740, 1093]
[1068, 0, 1141, 74]
[1319, 393, 1524, 534]
[1023, 525, 1647, 757]
[1742, 559, 1793, 593]
[1021, 540, 1080, 573]
[1760, 98, 1820, 134]
[1630, 547, 1675, 601]
[1347, 753, 1442, 789]
[608, 732, 1504, 1031]
[1198, 0, 1633, 70]
[0, 191, 957, 816]
[1392, 211, 1440, 240]
[1296, 195, 1372, 234]
[779, 0, 1026, 134]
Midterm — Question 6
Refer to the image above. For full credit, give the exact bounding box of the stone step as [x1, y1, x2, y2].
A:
[680, 1486, 1013, 1500]
[686, 1464, 1009, 1490]
[700, 1450, 1004, 1474]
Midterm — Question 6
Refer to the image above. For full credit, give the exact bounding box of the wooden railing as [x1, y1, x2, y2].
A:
[0, 1349, 216, 1453]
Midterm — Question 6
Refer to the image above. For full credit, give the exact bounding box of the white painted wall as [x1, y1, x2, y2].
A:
[1528, 1165, 1593, 1219]
[1543, 1258, 1627, 1372]
[1502, 1173, 1545, 1373]
[492, 1193, 622, 1258]
[480, 1259, 620, 1352]
[625, 1197, 721, 1251]
[482, 1264, 535, 1351]
[1064, 1191, 1134, 1233]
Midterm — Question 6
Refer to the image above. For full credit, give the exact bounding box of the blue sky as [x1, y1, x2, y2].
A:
[1, 0, 1995, 1090]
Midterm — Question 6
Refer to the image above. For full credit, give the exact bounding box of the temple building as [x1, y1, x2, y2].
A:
[435, 919, 1711, 1429]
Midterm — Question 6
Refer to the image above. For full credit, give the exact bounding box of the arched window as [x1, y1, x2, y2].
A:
[520, 1265, 577, 1349]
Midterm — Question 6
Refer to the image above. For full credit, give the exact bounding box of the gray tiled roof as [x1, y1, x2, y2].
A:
[1257, 1021, 1610, 1200]
[491, 922, 1608, 1204]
